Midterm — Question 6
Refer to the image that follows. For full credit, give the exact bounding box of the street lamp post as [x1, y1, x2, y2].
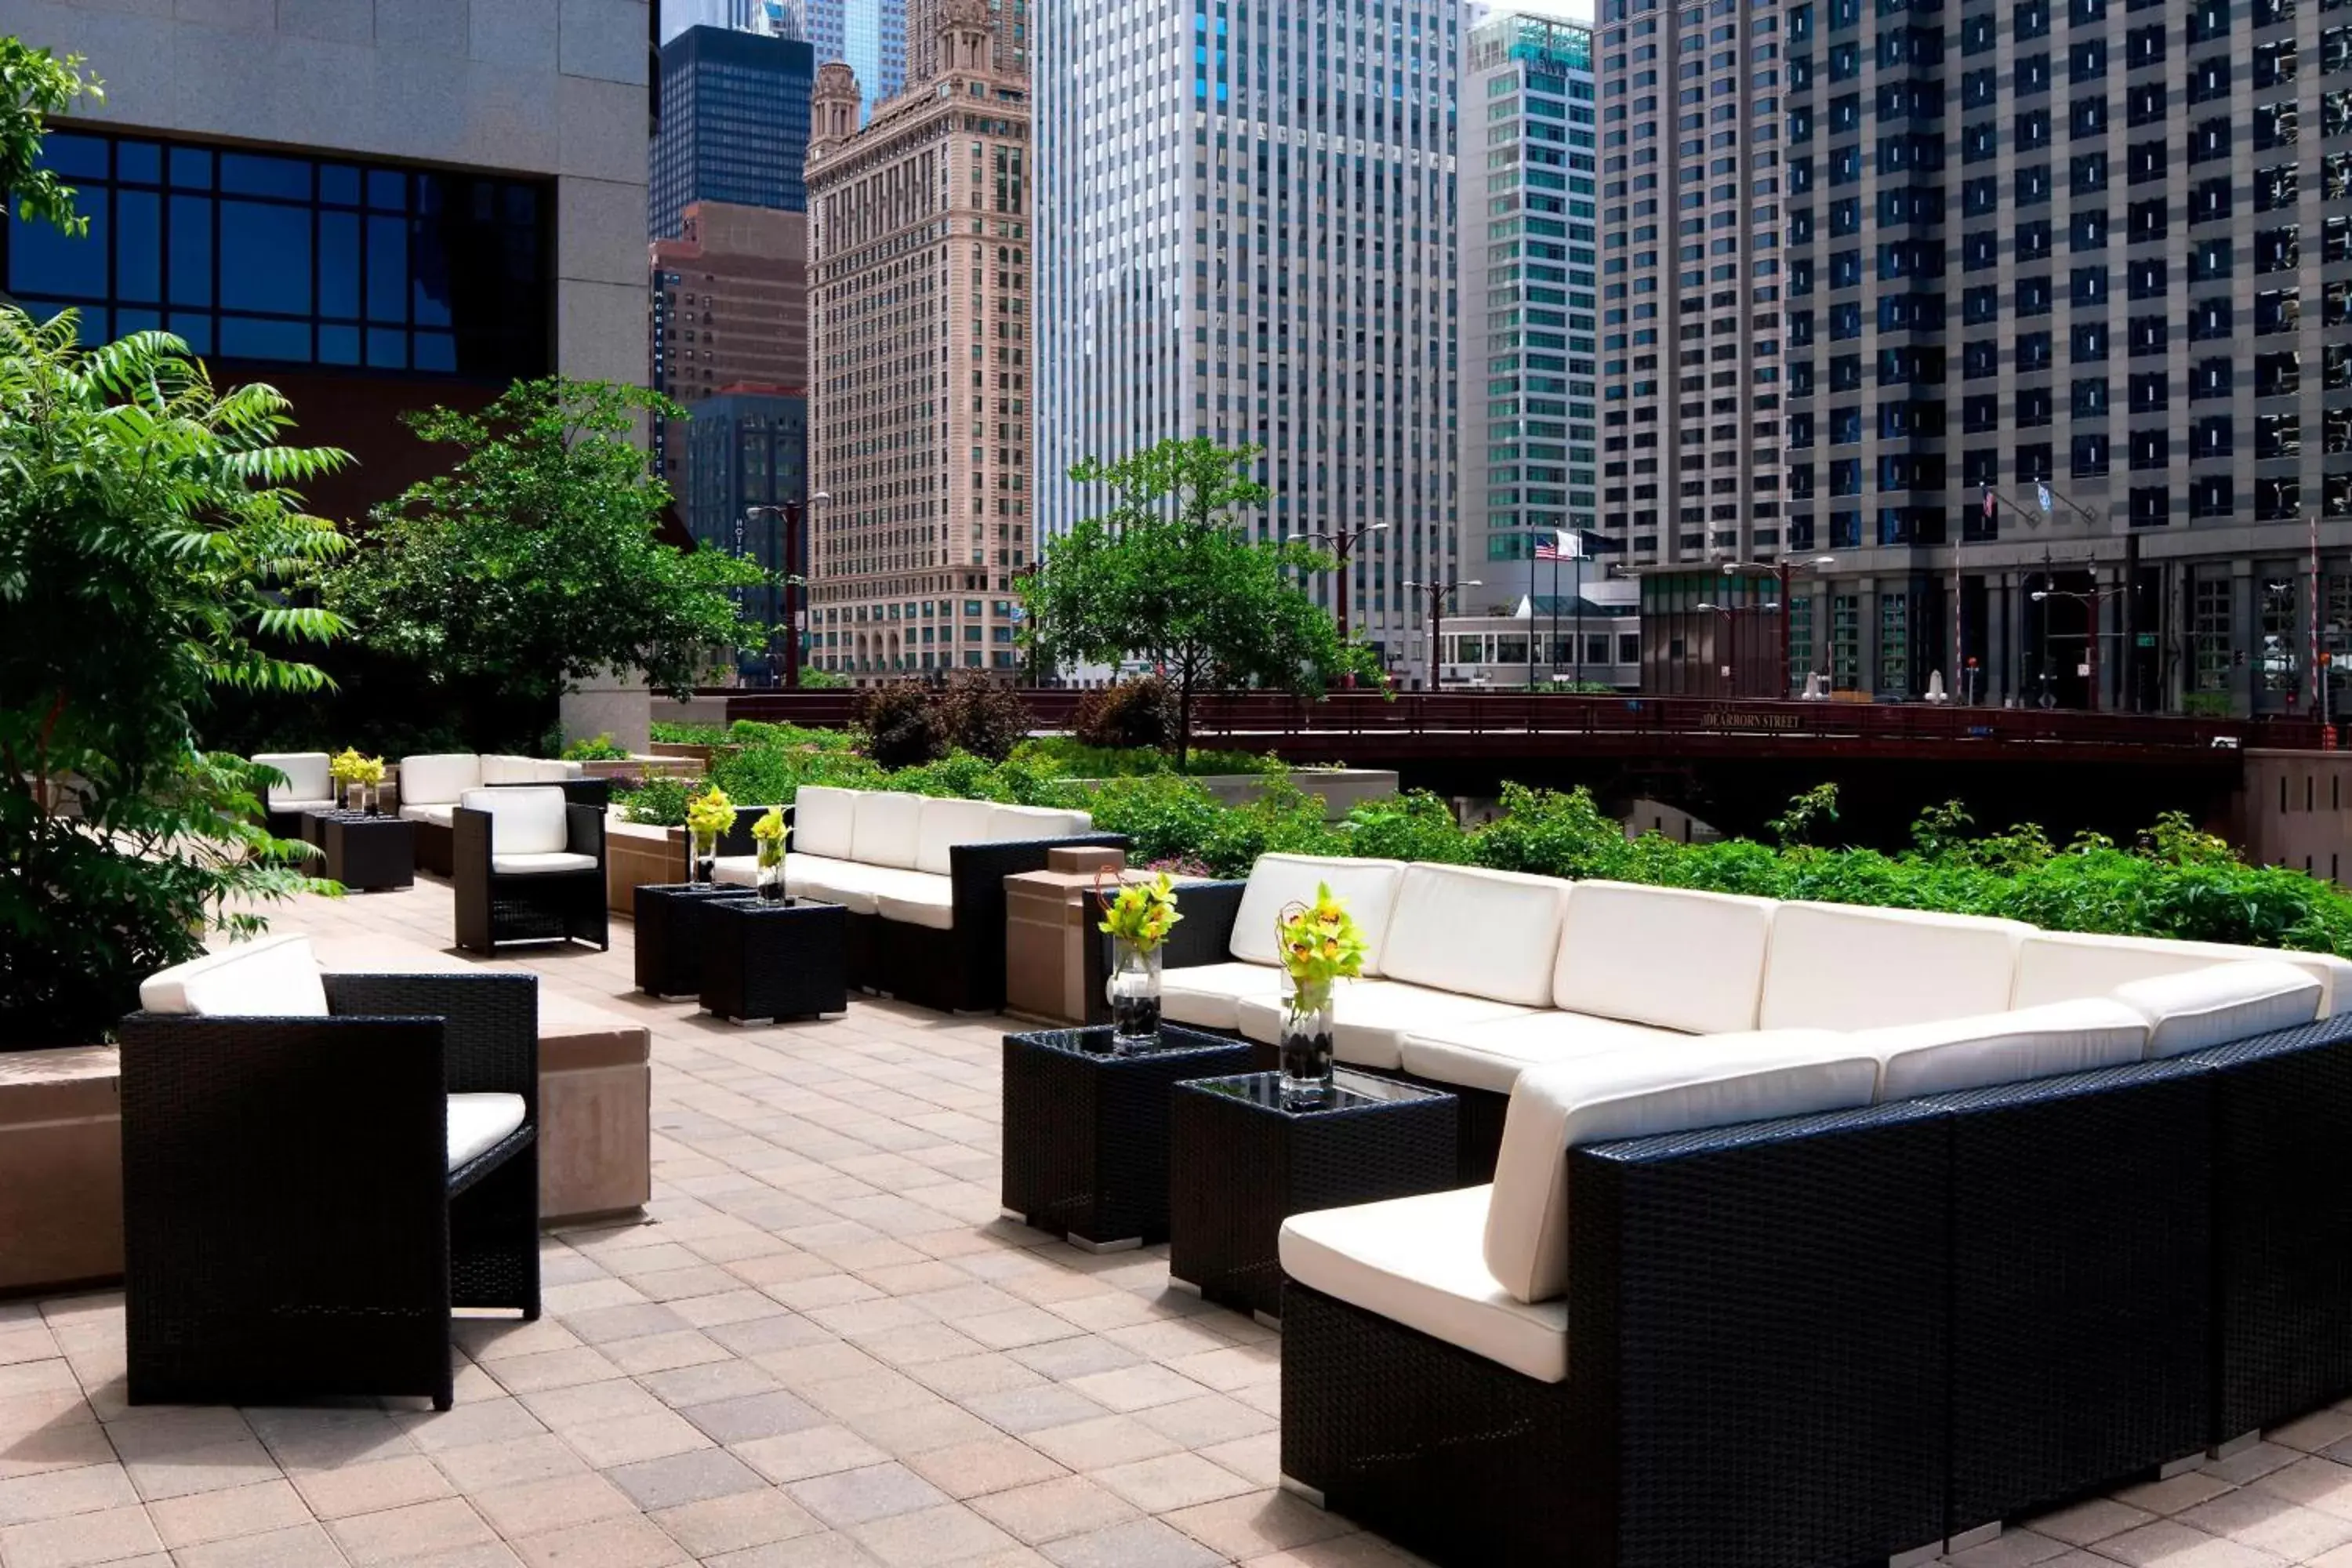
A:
[1303, 522, 1388, 647]
[1719, 555, 1835, 695]
[1402, 576, 1481, 693]
[746, 489, 829, 689]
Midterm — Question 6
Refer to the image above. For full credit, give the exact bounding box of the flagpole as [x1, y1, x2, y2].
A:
[1551, 545, 1561, 688]
[1573, 539, 1584, 687]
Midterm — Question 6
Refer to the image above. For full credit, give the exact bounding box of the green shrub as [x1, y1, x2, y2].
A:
[861, 682, 949, 769]
[726, 720, 859, 752]
[1073, 677, 1178, 752]
[649, 721, 727, 745]
[561, 732, 629, 761]
[1343, 791, 1477, 865]
[1060, 774, 1230, 866]
[616, 776, 691, 826]
[935, 673, 1032, 762]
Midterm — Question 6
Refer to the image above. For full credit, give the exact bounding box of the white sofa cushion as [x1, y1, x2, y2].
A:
[139, 935, 331, 1018]
[1280, 1187, 1569, 1382]
[399, 753, 481, 806]
[255, 752, 331, 808]
[1846, 998, 2151, 1102]
[274, 798, 339, 815]
[916, 797, 1002, 875]
[1161, 960, 1290, 1031]
[1400, 1011, 1690, 1098]
[1235, 980, 1536, 1072]
[852, 792, 926, 869]
[2113, 960, 2324, 1058]
[2013, 930, 2352, 1018]
[1553, 880, 1774, 1034]
[772, 855, 949, 916]
[793, 786, 859, 860]
[477, 755, 527, 786]
[1230, 855, 1406, 975]
[1759, 902, 2031, 1032]
[398, 803, 455, 828]
[988, 803, 1093, 843]
[492, 851, 597, 876]
[1379, 864, 1570, 1007]
[1484, 1031, 1875, 1305]
[876, 881, 956, 930]
[460, 787, 569, 856]
[448, 1092, 527, 1170]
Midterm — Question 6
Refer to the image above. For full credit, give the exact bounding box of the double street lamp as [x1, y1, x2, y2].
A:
[744, 490, 829, 689]
[1402, 575, 1481, 693]
[1301, 522, 1387, 648]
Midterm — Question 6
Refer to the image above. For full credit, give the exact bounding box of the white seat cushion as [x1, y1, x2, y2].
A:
[987, 804, 1094, 843]
[916, 797, 1002, 875]
[492, 851, 598, 876]
[1231, 855, 1407, 975]
[1759, 902, 2031, 1032]
[781, 855, 950, 917]
[139, 935, 331, 1018]
[851, 792, 926, 869]
[711, 855, 759, 887]
[1280, 1187, 1570, 1382]
[1235, 980, 1536, 1071]
[398, 753, 481, 806]
[255, 751, 331, 808]
[398, 803, 455, 828]
[2113, 960, 2324, 1058]
[1161, 960, 1289, 1031]
[274, 797, 339, 815]
[1379, 863, 1570, 1007]
[793, 786, 859, 860]
[448, 1092, 526, 1170]
[460, 787, 570, 856]
[1554, 881, 1773, 1034]
[2013, 930, 2352, 1018]
[1400, 1011, 1690, 1097]
[876, 880, 956, 930]
[1484, 1031, 1875, 1304]
[1846, 998, 2151, 1102]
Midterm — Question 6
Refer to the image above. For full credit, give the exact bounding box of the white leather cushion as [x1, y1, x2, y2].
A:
[2013, 931, 2352, 1018]
[2114, 960, 2324, 1058]
[1234, 980, 1536, 1072]
[1281, 1187, 1569, 1382]
[1380, 864, 1570, 1007]
[255, 753, 331, 807]
[1847, 998, 2151, 1102]
[398, 803, 454, 828]
[877, 882, 956, 930]
[399, 753, 481, 805]
[448, 1092, 526, 1170]
[781, 856, 949, 917]
[711, 855, 759, 887]
[793, 786, 859, 860]
[140, 935, 331, 1018]
[1161, 960, 1289, 1031]
[274, 797, 338, 815]
[1400, 1011, 1690, 1097]
[1553, 880, 1774, 1034]
[1230, 855, 1407, 975]
[988, 804, 1093, 843]
[851, 792, 925, 869]
[544, 759, 584, 781]
[917, 797, 1002, 875]
[1484, 1031, 1875, 1305]
[477, 755, 526, 786]
[493, 851, 597, 876]
[461, 787, 569, 856]
[1759, 902, 2031, 1032]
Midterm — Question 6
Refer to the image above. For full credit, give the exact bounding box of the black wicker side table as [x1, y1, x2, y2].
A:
[1171, 1070, 1457, 1326]
[633, 883, 757, 998]
[1001, 1025, 1258, 1251]
[312, 811, 415, 891]
[699, 897, 848, 1024]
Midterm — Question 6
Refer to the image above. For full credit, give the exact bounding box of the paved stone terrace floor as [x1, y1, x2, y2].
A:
[10, 880, 2352, 1568]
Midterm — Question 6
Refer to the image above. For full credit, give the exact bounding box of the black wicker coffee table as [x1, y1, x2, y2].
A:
[699, 897, 848, 1024]
[308, 811, 415, 891]
[1170, 1069, 1457, 1326]
[634, 882, 758, 999]
[1001, 1025, 1258, 1251]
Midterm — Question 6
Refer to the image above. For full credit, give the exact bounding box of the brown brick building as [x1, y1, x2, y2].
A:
[649, 201, 810, 492]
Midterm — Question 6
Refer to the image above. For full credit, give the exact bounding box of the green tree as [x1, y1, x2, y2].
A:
[1, 308, 350, 1045]
[2, 38, 100, 234]
[1025, 437, 1376, 758]
[324, 377, 770, 748]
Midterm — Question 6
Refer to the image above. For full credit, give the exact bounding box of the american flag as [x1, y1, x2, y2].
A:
[1533, 530, 1585, 561]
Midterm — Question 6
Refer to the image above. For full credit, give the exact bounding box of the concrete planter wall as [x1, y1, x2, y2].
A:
[608, 819, 693, 914]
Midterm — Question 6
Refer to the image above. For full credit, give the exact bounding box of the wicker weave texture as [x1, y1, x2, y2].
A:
[634, 884, 755, 997]
[701, 898, 848, 1022]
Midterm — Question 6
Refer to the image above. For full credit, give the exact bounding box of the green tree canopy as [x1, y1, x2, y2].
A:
[324, 377, 770, 746]
[1025, 437, 1377, 757]
[2, 38, 99, 234]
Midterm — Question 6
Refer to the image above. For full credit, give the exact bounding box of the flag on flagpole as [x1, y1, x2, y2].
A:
[2035, 481, 2054, 515]
[1982, 485, 1996, 521]
[1534, 529, 1584, 561]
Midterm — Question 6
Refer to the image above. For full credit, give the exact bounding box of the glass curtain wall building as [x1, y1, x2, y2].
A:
[1036, 0, 1462, 677]
[650, 26, 816, 240]
[808, 0, 908, 122]
[1461, 13, 1601, 610]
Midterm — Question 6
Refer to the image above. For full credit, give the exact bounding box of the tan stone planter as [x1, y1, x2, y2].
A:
[608, 818, 694, 914]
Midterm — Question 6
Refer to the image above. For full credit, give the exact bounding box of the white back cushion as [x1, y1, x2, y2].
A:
[461, 787, 569, 855]
[1759, 902, 2030, 1032]
[1230, 854, 1407, 975]
[1553, 880, 1774, 1033]
[1381, 864, 1570, 1007]
[851, 792, 925, 868]
[1483, 1031, 1875, 1304]
[795, 786, 858, 859]
[1849, 998, 2150, 1102]
[254, 753, 331, 806]
[399, 753, 481, 805]
[2013, 930, 2352, 1018]
[477, 755, 526, 786]
[141, 935, 330, 1018]
[916, 797, 1003, 874]
[986, 804, 1092, 843]
[545, 759, 584, 781]
[2113, 960, 2323, 1058]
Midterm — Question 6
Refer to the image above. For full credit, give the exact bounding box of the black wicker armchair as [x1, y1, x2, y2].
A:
[118, 964, 540, 1411]
[454, 787, 609, 953]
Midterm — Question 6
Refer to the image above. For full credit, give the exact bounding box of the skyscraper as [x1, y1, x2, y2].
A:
[649, 201, 810, 488]
[649, 26, 815, 241]
[1779, 0, 2352, 712]
[1461, 12, 1602, 612]
[1035, 0, 1461, 678]
[808, 0, 908, 122]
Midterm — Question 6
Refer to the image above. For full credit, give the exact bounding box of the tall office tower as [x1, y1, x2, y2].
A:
[684, 392, 809, 679]
[804, 0, 1033, 681]
[649, 201, 811, 488]
[649, 25, 815, 241]
[1780, 0, 2352, 713]
[662, 0, 807, 41]
[1461, 13, 1602, 611]
[1035, 0, 1461, 678]
[1591, 0, 1788, 572]
[906, 0, 1027, 83]
[807, 0, 909, 122]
